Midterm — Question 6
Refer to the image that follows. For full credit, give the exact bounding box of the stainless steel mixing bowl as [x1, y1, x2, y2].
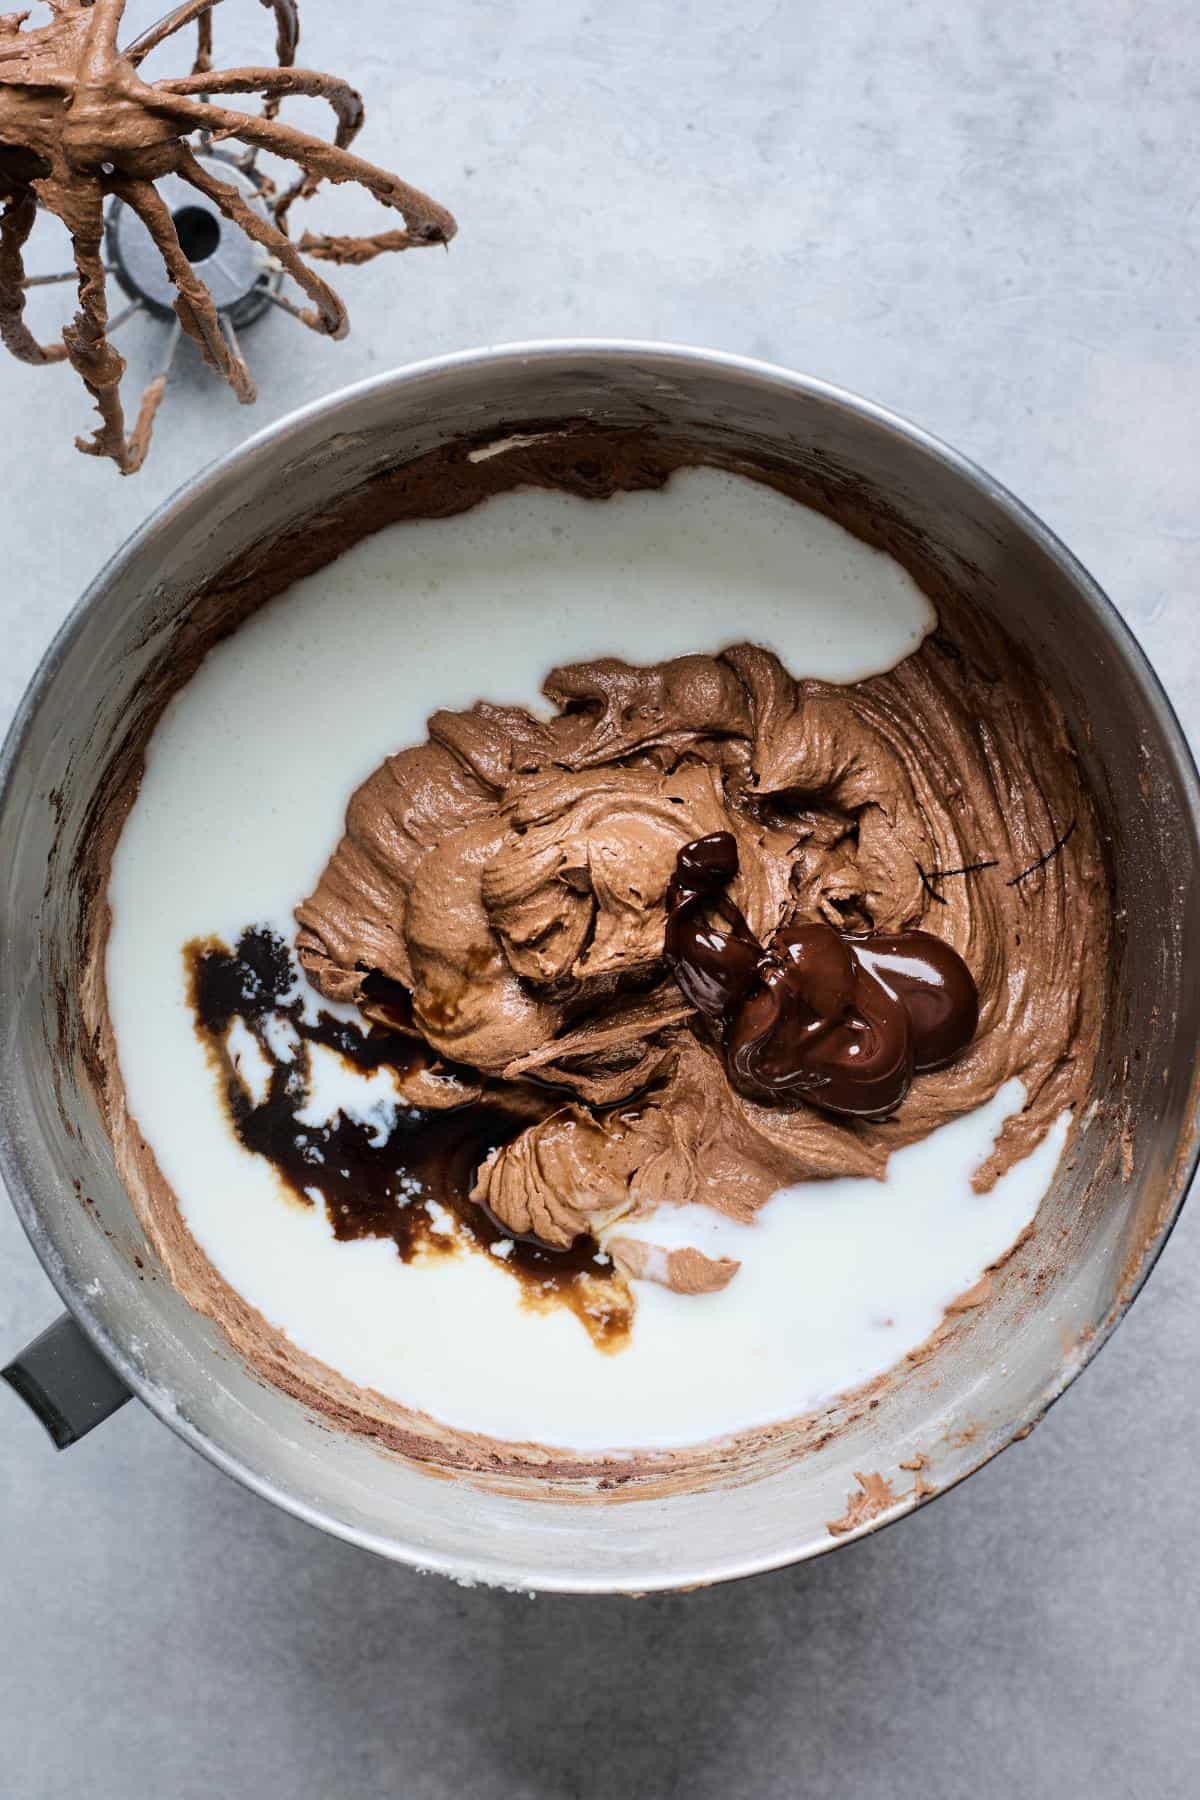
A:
[3, 342, 1198, 1592]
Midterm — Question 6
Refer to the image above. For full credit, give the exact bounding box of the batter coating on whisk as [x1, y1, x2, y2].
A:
[0, 0, 454, 470]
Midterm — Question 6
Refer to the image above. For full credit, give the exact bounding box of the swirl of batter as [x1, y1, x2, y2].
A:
[295, 621, 1104, 1295]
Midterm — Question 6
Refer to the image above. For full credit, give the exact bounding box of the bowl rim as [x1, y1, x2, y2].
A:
[3, 337, 1199, 1593]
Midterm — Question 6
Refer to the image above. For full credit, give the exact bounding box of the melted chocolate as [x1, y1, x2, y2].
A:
[665, 835, 978, 1118]
[662, 833, 762, 1016]
[186, 930, 632, 1349]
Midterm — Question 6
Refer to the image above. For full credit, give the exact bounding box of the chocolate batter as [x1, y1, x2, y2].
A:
[294, 628, 1104, 1295]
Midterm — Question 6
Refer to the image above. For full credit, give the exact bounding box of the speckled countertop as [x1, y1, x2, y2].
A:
[1, 2, 1197, 1795]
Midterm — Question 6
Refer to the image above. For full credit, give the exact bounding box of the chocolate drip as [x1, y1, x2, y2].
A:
[663, 833, 761, 1016]
[665, 835, 978, 1119]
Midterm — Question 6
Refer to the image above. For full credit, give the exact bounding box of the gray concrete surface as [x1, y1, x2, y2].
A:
[2, 1, 1198, 1794]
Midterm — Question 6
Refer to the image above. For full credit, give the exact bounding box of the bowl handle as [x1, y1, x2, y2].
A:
[3, 1313, 132, 1448]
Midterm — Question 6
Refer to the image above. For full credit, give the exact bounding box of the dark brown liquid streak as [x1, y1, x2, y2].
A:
[916, 857, 1000, 905]
[185, 929, 633, 1350]
[1006, 819, 1077, 886]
